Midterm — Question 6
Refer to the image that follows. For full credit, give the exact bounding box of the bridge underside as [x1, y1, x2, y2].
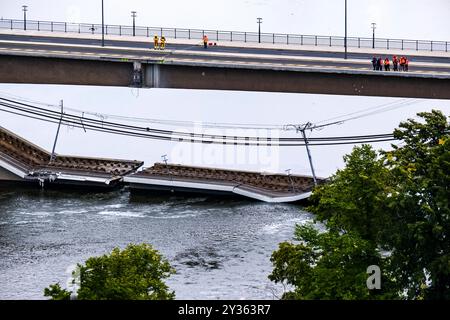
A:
[1, 55, 450, 99]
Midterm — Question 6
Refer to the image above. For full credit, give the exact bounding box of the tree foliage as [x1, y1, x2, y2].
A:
[44, 243, 175, 300]
[269, 224, 397, 300]
[270, 110, 450, 300]
[43, 283, 71, 300]
[307, 144, 391, 242]
[382, 110, 450, 299]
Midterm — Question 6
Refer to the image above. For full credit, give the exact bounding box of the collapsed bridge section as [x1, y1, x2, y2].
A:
[0, 126, 143, 188]
[125, 163, 322, 203]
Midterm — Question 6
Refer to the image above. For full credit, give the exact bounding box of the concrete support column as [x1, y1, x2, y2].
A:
[144, 64, 160, 88]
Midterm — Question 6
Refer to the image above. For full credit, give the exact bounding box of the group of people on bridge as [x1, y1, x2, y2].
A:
[372, 56, 409, 72]
[153, 35, 166, 50]
[152, 34, 215, 50]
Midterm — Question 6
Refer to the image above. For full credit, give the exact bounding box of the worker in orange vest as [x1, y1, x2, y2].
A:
[400, 56, 406, 71]
[384, 58, 390, 71]
[203, 35, 208, 49]
[160, 36, 166, 50]
[392, 56, 399, 71]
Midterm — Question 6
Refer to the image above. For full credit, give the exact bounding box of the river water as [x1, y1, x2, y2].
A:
[0, 186, 314, 300]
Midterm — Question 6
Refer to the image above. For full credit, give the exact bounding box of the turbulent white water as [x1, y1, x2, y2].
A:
[0, 187, 314, 300]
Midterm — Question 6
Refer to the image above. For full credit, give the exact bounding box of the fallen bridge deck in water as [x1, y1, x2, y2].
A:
[125, 163, 322, 203]
[0, 126, 143, 188]
[0, 126, 323, 202]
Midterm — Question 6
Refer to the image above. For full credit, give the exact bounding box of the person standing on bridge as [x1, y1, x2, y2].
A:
[400, 56, 406, 71]
[377, 57, 382, 71]
[154, 35, 159, 50]
[160, 36, 166, 50]
[203, 35, 209, 49]
[404, 58, 409, 72]
[372, 56, 377, 70]
[384, 57, 390, 71]
[393, 55, 399, 71]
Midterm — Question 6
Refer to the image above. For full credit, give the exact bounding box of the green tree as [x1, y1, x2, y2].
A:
[269, 224, 398, 300]
[270, 110, 449, 300]
[44, 243, 175, 300]
[381, 110, 450, 299]
[307, 144, 391, 242]
[43, 283, 71, 300]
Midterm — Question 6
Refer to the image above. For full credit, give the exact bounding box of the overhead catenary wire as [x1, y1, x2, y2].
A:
[311, 98, 421, 128]
[307, 99, 423, 131]
[0, 97, 396, 144]
[0, 97, 396, 142]
[0, 92, 421, 132]
[0, 99, 399, 147]
[0, 97, 397, 143]
[0, 106, 397, 147]
[0, 92, 286, 130]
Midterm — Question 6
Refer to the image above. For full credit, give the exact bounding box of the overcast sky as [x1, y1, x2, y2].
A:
[2, 0, 450, 40]
[0, 1, 449, 177]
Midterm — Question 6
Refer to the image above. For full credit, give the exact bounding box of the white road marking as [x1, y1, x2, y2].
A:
[1, 45, 449, 76]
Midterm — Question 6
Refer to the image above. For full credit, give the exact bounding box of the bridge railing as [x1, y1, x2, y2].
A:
[0, 18, 448, 52]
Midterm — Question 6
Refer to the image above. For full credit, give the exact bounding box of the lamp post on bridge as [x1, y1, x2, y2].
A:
[344, 0, 347, 59]
[22, 5, 28, 31]
[257, 17, 262, 43]
[101, 0, 105, 47]
[131, 11, 137, 36]
[371, 22, 376, 49]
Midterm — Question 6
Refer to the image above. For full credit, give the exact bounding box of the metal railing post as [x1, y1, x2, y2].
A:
[160, 27, 162, 37]
[8, 19, 446, 54]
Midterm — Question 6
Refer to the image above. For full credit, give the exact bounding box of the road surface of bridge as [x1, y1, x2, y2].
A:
[0, 31, 450, 99]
